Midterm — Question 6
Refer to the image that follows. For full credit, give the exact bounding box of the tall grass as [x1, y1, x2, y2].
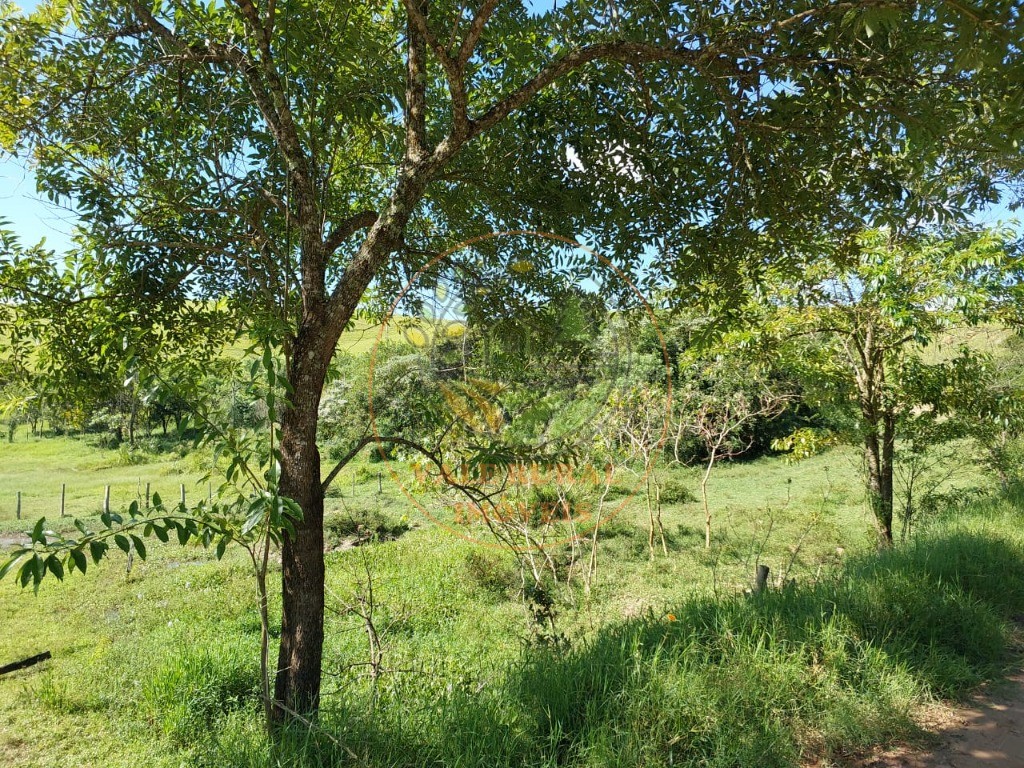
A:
[141, 639, 260, 748]
[192, 495, 1024, 767]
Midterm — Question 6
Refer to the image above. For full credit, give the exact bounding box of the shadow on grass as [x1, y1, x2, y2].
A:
[200, 510, 1024, 768]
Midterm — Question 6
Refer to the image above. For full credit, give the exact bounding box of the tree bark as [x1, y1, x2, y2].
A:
[272, 329, 330, 722]
[879, 410, 895, 545]
[863, 425, 894, 546]
[855, 321, 894, 547]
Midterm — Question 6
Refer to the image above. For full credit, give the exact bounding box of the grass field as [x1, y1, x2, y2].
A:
[0, 435, 211, 527]
[0, 432, 1015, 767]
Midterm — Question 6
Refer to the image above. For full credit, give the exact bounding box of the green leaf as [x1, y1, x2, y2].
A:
[46, 555, 64, 580]
[130, 535, 146, 560]
[30, 517, 45, 544]
[282, 498, 303, 522]
[176, 525, 190, 546]
[153, 524, 169, 543]
[242, 504, 265, 536]
[69, 548, 87, 574]
[89, 539, 108, 564]
[19, 559, 35, 588]
[0, 552, 27, 581]
[114, 534, 131, 554]
[215, 534, 231, 560]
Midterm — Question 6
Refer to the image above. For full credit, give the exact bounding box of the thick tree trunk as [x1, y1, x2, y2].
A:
[272, 333, 330, 723]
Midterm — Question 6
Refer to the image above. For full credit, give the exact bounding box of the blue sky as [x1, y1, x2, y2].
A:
[0, 157, 80, 252]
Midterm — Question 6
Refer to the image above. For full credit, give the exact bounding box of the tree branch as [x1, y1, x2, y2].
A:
[467, 41, 713, 142]
[404, 0, 431, 161]
[457, 0, 498, 68]
[403, 0, 469, 140]
[324, 211, 379, 255]
[321, 434, 450, 493]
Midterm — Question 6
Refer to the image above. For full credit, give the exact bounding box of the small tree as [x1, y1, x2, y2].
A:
[947, 335, 1024, 490]
[676, 363, 793, 548]
[772, 227, 1022, 545]
[605, 383, 671, 558]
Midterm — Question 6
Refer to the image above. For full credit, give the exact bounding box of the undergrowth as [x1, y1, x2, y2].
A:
[194, 493, 1024, 767]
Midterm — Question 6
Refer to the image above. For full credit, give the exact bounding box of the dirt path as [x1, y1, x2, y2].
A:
[861, 670, 1024, 767]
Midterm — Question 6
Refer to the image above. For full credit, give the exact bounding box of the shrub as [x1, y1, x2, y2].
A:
[658, 479, 696, 505]
[462, 550, 516, 599]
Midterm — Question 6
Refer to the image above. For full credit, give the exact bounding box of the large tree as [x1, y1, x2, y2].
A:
[1, 0, 1022, 718]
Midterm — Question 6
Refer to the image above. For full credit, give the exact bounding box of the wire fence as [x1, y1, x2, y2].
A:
[1, 480, 213, 523]
[2, 468, 393, 528]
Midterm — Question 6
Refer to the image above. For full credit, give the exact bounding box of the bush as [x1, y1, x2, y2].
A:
[658, 479, 696, 505]
[323, 508, 409, 549]
[462, 550, 517, 599]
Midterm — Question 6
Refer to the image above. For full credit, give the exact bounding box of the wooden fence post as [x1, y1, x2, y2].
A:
[145, 482, 151, 509]
[754, 564, 770, 593]
[16, 491, 21, 520]
[103, 485, 110, 515]
[179, 484, 185, 505]
[60, 484, 66, 517]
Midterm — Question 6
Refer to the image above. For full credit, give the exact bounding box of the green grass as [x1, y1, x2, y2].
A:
[0, 434, 211, 531]
[0, 433, 1017, 767]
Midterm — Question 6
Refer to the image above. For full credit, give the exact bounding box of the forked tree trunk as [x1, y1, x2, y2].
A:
[863, 420, 895, 547]
[267, 162, 425, 722]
